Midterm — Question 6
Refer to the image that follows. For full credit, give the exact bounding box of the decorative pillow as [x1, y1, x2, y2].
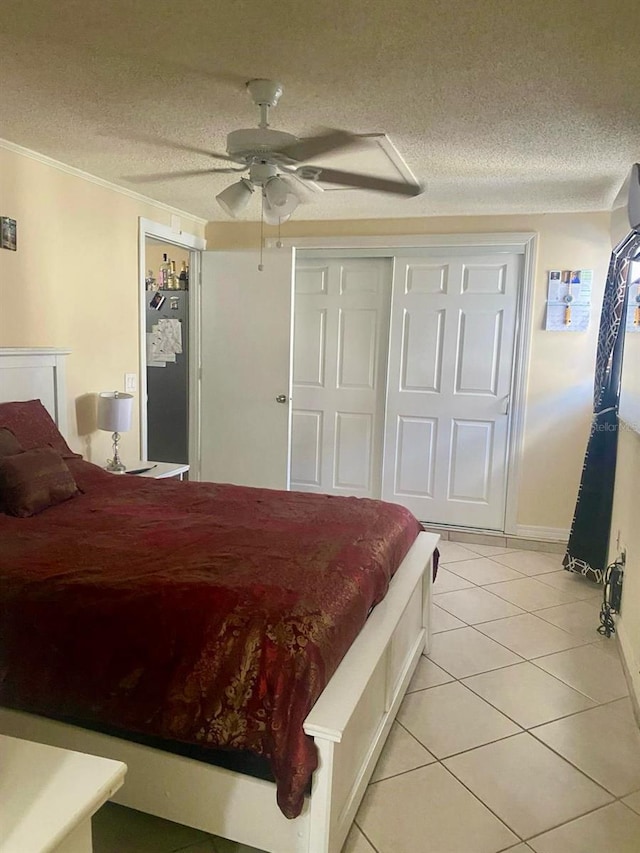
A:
[0, 427, 23, 459]
[0, 399, 80, 459]
[0, 447, 80, 517]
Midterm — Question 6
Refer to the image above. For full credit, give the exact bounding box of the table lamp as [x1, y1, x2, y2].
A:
[97, 391, 133, 473]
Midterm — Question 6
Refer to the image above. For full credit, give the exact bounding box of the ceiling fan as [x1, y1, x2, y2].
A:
[132, 79, 424, 222]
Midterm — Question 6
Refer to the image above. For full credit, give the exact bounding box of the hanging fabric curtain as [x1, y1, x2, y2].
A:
[563, 230, 640, 582]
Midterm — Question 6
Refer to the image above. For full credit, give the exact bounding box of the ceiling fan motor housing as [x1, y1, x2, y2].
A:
[246, 79, 283, 107]
[249, 162, 278, 186]
[226, 128, 299, 163]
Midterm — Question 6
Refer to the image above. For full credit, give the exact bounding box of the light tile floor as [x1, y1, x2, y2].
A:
[93, 545, 640, 853]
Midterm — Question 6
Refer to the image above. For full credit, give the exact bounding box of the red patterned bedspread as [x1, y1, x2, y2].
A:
[0, 460, 420, 818]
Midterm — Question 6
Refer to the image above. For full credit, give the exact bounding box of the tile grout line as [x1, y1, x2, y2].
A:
[365, 619, 530, 847]
[430, 573, 611, 680]
[359, 555, 625, 853]
[437, 728, 620, 846]
[353, 817, 383, 853]
[395, 717, 439, 756]
[368, 754, 436, 786]
[522, 799, 634, 845]
[427, 622, 628, 737]
[404, 676, 611, 767]
[413, 675, 598, 739]
[432, 759, 525, 846]
[419, 599, 633, 771]
[363, 743, 525, 847]
[525, 725, 619, 799]
[526, 657, 627, 705]
[418, 573, 638, 845]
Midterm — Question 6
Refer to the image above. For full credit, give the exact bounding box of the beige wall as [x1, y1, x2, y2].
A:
[0, 145, 205, 464]
[613, 296, 640, 715]
[0, 139, 612, 534]
[610, 424, 640, 715]
[207, 213, 611, 533]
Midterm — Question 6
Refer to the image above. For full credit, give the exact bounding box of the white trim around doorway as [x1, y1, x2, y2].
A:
[266, 232, 537, 537]
[138, 218, 206, 478]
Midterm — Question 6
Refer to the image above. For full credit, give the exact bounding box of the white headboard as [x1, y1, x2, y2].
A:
[0, 348, 70, 432]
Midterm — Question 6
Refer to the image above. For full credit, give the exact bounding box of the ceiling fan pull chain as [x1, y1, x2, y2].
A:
[258, 199, 265, 272]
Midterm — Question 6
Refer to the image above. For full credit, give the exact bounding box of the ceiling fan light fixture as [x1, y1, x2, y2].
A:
[263, 195, 292, 226]
[216, 178, 254, 218]
[264, 176, 300, 217]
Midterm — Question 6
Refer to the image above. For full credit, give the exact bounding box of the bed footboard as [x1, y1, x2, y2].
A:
[0, 532, 437, 853]
[304, 531, 436, 853]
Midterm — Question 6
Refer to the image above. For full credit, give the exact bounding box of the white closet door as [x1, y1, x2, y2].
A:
[290, 258, 392, 497]
[382, 253, 521, 529]
[200, 249, 294, 489]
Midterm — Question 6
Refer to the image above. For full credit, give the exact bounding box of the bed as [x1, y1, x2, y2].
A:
[0, 348, 437, 853]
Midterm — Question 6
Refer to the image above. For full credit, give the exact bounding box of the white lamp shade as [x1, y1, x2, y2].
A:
[263, 196, 292, 226]
[216, 179, 254, 218]
[264, 176, 300, 217]
[97, 392, 133, 432]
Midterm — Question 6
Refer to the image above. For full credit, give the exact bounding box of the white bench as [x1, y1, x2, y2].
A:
[0, 735, 126, 853]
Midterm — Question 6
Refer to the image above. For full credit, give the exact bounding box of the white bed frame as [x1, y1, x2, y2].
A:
[0, 348, 437, 853]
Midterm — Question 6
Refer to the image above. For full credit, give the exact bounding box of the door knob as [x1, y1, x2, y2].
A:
[275, 394, 288, 404]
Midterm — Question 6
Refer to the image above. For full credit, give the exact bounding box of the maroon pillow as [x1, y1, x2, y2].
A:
[0, 447, 80, 517]
[0, 427, 23, 459]
[0, 399, 80, 459]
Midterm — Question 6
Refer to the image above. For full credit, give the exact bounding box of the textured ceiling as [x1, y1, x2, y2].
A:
[1, 0, 639, 221]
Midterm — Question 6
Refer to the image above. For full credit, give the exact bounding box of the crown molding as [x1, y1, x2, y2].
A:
[0, 137, 208, 226]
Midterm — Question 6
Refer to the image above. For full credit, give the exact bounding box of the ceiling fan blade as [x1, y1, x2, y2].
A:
[278, 130, 361, 162]
[279, 173, 317, 202]
[101, 130, 236, 162]
[125, 167, 245, 184]
[299, 166, 424, 197]
[151, 144, 236, 162]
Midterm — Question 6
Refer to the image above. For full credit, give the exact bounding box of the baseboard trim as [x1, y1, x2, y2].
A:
[617, 618, 640, 729]
[515, 525, 570, 543]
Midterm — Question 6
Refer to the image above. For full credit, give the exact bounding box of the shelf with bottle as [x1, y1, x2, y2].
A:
[146, 253, 189, 292]
[178, 261, 189, 289]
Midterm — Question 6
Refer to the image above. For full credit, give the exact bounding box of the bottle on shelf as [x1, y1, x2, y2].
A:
[159, 253, 171, 289]
[167, 259, 179, 290]
[178, 261, 189, 290]
[145, 269, 157, 291]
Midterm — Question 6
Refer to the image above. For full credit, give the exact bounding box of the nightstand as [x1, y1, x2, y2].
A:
[126, 461, 190, 480]
[0, 734, 126, 853]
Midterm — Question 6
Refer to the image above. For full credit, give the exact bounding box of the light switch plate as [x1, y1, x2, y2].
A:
[125, 373, 137, 393]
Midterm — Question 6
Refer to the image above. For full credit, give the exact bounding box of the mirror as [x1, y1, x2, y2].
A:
[619, 255, 640, 432]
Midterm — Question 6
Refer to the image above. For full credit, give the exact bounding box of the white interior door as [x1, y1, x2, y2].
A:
[200, 249, 294, 489]
[290, 258, 392, 497]
[382, 252, 521, 529]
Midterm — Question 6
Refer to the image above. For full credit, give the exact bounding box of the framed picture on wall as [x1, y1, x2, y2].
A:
[0, 217, 17, 251]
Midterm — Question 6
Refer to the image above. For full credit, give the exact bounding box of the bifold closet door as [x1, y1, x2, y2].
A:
[382, 253, 521, 529]
[290, 258, 392, 498]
